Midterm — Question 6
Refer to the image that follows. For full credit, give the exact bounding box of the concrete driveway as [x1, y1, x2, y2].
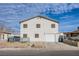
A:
[45, 42, 79, 50]
[0, 43, 79, 56]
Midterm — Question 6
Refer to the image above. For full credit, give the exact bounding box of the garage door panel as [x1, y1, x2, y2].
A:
[45, 34, 55, 42]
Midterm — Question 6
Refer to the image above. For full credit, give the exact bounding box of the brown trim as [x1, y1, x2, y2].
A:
[64, 32, 79, 34]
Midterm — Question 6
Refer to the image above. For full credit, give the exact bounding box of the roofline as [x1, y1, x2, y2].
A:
[0, 32, 11, 34]
[19, 15, 59, 23]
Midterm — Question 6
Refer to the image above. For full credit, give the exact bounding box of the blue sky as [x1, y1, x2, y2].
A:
[0, 3, 79, 32]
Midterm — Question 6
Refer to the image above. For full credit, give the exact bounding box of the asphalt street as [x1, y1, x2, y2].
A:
[0, 50, 79, 56]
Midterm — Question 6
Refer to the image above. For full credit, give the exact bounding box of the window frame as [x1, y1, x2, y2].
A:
[35, 34, 39, 38]
[51, 24, 55, 28]
[23, 24, 28, 28]
[36, 24, 41, 28]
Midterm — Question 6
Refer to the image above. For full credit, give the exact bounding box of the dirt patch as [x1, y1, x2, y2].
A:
[0, 42, 31, 48]
[31, 42, 46, 48]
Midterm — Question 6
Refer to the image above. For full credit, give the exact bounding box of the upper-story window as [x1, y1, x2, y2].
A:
[23, 24, 27, 28]
[36, 24, 40, 28]
[51, 24, 55, 28]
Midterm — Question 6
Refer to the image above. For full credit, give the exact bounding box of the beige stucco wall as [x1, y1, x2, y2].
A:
[20, 17, 59, 42]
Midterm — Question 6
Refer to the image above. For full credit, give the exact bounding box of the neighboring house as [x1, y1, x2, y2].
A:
[20, 15, 60, 42]
[64, 27, 79, 37]
[0, 22, 20, 42]
[0, 30, 11, 41]
[0, 24, 12, 41]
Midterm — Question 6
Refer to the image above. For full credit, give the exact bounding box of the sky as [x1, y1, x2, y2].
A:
[0, 3, 79, 33]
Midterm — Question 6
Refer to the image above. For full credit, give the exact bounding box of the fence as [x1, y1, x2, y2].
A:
[63, 40, 78, 46]
[20, 38, 30, 42]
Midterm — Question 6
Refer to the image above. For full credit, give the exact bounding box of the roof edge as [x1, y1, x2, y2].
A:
[19, 15, 59, 23]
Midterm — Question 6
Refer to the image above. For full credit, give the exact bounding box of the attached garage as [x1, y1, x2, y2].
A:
[45, 33, 59, 42]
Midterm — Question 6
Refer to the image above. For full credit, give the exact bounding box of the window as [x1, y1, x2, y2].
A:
[23, 34, 27, 38]
[36, 24, 40, 28]
[23, 24, 27, 28]
[35, 34, 39, 38]
[51, 24, 55, 28]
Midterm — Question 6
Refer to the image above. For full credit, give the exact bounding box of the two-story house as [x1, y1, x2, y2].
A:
[20, 15, 59, 42]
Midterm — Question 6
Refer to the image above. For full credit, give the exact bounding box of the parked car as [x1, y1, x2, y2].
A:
[8, 36, 20, 42]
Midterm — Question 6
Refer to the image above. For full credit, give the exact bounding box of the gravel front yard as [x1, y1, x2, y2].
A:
[0, 42, 31, 48]
[0, 42, 78, 51]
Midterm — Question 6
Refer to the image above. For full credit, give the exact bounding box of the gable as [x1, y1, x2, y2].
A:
[20, 15, 59, 23]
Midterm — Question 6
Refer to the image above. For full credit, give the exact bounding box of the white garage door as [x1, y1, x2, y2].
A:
[45, 34, 56, 42]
